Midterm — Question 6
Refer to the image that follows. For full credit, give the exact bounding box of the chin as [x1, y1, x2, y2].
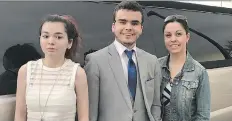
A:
[169, 49, 182, 54]
[123, 41, 135, 46]
[45, 52, 56, 56]
[123, 39, 136, 44]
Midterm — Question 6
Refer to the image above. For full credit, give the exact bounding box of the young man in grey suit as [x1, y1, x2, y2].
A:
[84, 1, 162, 121]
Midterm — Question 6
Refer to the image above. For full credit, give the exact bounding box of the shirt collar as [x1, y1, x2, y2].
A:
[114, 39, 137, 56]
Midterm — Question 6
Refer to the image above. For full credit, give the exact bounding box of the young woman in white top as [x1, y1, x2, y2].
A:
[15, 14, 89, 121]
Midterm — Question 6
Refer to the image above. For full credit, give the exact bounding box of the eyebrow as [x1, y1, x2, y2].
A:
[176, 30, 184, 32]
[117, 19, 140, 22]
[118, 19, 127, 22]
[131, 20, 140, 23]
[41, 31, 49, 34]
[54, 32, 64, 35]
[41, 31, 64, 35]
[164, 30, 183, 32]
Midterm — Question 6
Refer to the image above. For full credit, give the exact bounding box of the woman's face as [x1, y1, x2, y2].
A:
[40, 22, 72, 58]
[164, 21, 190, 55]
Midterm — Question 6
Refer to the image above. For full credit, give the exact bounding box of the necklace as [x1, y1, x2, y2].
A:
[39, 60, 64, 121]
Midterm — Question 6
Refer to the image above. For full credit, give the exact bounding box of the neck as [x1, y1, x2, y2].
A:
[125, 44, 135, 50]
[116, 39, 136, 50]
[122, 42, 136, 50]
[169, 51, 186, 66]
[42, 56, 66, 68]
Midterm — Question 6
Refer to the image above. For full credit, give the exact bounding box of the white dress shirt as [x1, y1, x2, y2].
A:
[114, 40, 137, 84]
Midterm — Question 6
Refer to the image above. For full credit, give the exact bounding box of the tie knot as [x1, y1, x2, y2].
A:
[125, 50, 134, 60]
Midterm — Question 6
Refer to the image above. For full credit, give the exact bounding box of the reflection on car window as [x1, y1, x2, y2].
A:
[187, 33, 225, 62]
[0, 43, 41, 95]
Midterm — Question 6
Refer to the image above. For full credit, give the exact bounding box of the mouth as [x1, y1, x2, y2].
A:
[122, 33, 135, 37]
[47, 48, 55, 52]
[170, 44, 180, 48]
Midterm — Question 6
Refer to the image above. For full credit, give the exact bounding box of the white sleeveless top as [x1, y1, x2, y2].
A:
[26, 59, 79, 121]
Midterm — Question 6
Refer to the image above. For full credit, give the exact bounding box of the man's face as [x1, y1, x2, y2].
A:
[112, 9, 143, 48]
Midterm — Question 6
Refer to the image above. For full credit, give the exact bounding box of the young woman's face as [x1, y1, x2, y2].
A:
[40, 22, 72, 58]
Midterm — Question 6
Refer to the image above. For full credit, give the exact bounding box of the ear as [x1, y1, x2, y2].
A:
[186, 33, 190, 43]
[112, 23, 115, 33]
[140, 25, 143, 35]
[68, 39, 73, 49]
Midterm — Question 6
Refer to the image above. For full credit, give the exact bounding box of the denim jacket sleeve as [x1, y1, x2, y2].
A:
[192, 69, 211, 121]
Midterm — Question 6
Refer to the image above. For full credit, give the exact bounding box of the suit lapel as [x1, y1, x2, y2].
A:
[108, 44, 133, 112]
[136, 49, 147, 87]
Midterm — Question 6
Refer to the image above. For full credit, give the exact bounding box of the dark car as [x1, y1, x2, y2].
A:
[0, 1, 231, 121]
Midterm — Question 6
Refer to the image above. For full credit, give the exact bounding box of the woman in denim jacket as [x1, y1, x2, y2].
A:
[159, 15, 211, 121]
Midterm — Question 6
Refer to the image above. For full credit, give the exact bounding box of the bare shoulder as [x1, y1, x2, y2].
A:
[18, 64, 27, 77]
[16, 63, 28, 92]
[75, 66, 87, 85]
[76, 66, 86, 77]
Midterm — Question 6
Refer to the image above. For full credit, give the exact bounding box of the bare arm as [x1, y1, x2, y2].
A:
[14, 64, 27, 121]
[75, 66, 89, 121]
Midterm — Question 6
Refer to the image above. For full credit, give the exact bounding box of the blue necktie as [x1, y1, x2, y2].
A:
[125, 50, 137, 101]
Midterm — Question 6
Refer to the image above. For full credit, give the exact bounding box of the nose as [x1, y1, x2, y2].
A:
[48, 37, 55, 45]
[170, 35, 177, 42]
[125, 22, 133, 30]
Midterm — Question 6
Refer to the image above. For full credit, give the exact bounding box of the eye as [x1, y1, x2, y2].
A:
[131, 21, 140, 26]
[119, 21, 127, 25]
[165, 34, 171, 38]
[176, 32, 182, 37]
[41, 35, 49, 39]
[55, 36, 63, 39]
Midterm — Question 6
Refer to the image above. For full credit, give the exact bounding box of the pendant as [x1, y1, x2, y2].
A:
[29, 83, 33, 87]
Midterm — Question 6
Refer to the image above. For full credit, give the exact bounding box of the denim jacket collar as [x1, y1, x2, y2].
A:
[160, 51, 195, 72]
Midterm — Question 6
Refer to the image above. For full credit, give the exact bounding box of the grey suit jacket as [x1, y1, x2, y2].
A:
[84, 43, 162, 121]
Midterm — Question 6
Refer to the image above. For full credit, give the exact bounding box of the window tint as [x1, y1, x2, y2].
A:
[145, 7, 231, 60]
[0, 2, 232, 95]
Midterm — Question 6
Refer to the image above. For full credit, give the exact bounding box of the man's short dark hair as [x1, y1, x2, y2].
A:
[113, 1, 144, 24]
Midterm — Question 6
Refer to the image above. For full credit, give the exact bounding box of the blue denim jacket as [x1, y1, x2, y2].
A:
[158, 52, 211, 121]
